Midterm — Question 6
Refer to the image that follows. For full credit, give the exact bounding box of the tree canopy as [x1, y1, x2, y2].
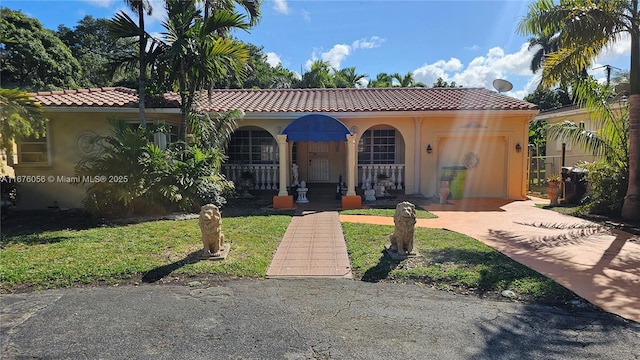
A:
[523, 87, 572, 111]
[432, 77, 461, 88]
[57, 16, 137, 88]
[0, 8, 81, 90]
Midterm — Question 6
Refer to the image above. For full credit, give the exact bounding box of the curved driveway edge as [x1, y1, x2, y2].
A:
[340, 197, 640, 323]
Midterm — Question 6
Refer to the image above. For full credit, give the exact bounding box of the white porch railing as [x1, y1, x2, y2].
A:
[358, 164, 405, 190]
[223, 164, 280, 190]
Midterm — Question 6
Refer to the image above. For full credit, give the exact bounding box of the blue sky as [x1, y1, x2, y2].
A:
[3, 0, 632, 99]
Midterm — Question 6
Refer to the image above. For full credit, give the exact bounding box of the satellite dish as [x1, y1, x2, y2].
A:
[493, 79, 513, 93]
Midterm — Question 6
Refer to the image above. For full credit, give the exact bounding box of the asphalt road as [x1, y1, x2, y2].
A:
[2, 279, 639, 359]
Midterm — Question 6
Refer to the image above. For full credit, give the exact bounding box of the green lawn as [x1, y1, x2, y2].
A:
[1, 205, 580, 306]
[342, 222, 576, 304]
[0, 214, 290, 292]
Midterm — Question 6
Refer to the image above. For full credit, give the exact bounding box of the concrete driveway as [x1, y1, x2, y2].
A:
[341, 197, 640, 323]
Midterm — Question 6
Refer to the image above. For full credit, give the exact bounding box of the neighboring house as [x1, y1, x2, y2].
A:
[14, 87, 538, 210]
[533, 105, 602, 178]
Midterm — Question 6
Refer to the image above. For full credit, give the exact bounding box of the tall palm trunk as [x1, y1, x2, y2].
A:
[622, 0, 639, 220]
[179, 62, 188, 142]
[137, 5, 147, 128]
[625, 94, 640, 219]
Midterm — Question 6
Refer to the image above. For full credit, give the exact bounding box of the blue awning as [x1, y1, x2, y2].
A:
[282, 114, 352, 142]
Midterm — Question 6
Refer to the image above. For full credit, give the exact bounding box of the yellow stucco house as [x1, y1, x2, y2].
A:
[533, 105, 601, 178]
[13, 87, 538, 210]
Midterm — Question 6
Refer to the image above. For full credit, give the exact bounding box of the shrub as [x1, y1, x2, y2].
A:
[76, 119, 233, 218]
[167, 144, 235, 213]
[581, 161, 628, 216]
[1, 176, 17, 216]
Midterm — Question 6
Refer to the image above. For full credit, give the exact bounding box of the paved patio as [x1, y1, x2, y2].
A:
[264, 194, 639, 322]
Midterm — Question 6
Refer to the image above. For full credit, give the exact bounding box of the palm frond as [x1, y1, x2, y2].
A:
[107, 11, 141, 39]
[203, 9, 250, 34]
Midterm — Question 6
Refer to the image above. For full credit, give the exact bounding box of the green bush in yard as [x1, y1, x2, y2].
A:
[75, 119, 234, 218]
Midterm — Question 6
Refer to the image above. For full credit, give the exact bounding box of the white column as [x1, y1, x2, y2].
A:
[413, 118, 422, 194]
[277, 134, 288, 196]
[346, 134, 357, 196]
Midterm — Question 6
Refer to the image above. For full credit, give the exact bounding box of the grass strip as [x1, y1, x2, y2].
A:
[342, 222, 576, 304]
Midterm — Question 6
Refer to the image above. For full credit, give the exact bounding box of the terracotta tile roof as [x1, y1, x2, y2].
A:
[28, 87, 139, 107]
[185, 87, 538, 112]
[30, 87, 538, 112]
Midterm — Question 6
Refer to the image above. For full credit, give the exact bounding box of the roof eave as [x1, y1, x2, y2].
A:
[40, 106, 181, 114]
[241, 109, 539, 120]
[534, 108, 587, 120]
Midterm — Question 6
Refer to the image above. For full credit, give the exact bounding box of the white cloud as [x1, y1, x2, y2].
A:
[597, 33, 631, 64]
[321, 44, 351, 69]
[300, 9, 311, 22]
[357, 78, 369, 88]
[266, 52, 282, 67]
[352, 36, 385, 50]
[273, 0, 290, 15]
[409, 33, 629, 99]
[413, 43, 535, 93]
[147, 0, 168, 24]
[304, 51, 319, 70]
[305, 44, 349, 70]
[412, 58, 464, 86]
[82, 0, 115, 8]
[304, 36, 384, 71]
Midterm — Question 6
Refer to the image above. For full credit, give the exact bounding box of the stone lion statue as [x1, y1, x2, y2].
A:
[389, 201, 417, 256]
[199, 204, 225, 257]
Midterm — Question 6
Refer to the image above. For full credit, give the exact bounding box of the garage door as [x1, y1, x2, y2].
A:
[438, 136, 507, 198]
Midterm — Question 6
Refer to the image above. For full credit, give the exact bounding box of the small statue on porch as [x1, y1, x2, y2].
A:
[291, 163, 299, 186]
[363, 179, 376, 201]
[388, 201, 417, 257]
[296, 180, 309, 203]
[198, 204, 229, 259]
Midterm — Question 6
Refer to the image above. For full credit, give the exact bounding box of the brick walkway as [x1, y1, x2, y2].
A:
[266, 208, 352, 278]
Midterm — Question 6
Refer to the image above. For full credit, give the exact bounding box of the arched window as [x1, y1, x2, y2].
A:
[358, 129, 396, 164]
[227, 128, 278, 164]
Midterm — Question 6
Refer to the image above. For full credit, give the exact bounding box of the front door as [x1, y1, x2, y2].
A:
[308, 142, 329, 182]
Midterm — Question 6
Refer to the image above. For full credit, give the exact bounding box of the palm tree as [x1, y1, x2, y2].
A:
[391, 72, 426, 87]
[547, 78, 628, 168]
[546, 78, 629, 214]
[335, 67, 368, 88]
[270, 65, 299, 89]
[200, 0, 262, 93]
[0, 88, 47, 158]
[202, 0, 262, 26]
[527, 34, 559, 73]
[122, 0, 152, 129]
[190, 109, 244, 150]
[518, 0, 640, 221]
[298, 60, 335, 88]
[368, 72, 393, 88]
[159, 0, 249, 141]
